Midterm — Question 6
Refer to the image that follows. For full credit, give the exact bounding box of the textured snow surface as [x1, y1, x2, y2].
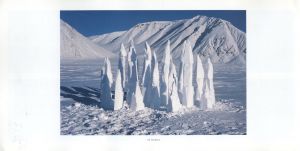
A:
[60, 59, 246, 135]
[61, 100, 245, 135]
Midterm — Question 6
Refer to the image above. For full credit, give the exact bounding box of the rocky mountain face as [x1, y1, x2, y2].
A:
[89, 15, 246, 64]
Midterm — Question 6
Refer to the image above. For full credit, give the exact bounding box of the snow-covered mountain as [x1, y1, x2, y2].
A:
[60, 20, 115, 59]
[90, 15, 246, 64]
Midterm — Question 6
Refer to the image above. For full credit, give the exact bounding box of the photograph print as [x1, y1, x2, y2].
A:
[60, 10, 246, 135]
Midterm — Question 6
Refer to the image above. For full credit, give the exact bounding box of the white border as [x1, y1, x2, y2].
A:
[1, 0, 300, 151]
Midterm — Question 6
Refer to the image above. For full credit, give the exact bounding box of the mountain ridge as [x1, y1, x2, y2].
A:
[60, 20, 115, 59]
[89, 15, 246, 64]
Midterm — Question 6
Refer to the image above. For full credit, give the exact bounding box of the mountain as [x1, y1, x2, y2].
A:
[60, 20, 115, 59]
[89, 15, 246, 64]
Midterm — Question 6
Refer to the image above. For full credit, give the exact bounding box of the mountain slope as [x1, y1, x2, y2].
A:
[90, 15, 246, 64]
[60, 20, 115, 59]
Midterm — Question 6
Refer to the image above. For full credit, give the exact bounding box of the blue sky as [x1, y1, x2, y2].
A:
[61, 10, 246, 37]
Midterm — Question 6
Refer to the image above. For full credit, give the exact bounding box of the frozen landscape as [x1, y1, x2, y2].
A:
[60, 14, 246, 135]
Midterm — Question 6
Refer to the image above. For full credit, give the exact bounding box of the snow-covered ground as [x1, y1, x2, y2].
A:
[60, 59, 246, 135]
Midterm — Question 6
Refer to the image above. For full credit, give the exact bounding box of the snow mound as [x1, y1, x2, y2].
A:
[60, 20, 115, 59]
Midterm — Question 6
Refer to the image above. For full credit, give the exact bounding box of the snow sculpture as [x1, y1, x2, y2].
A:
[167, 60, 182, 112]
[100, 67, 104, 81]
[200, 80, 209, 110]
[129, 82, 145, 111]
[119, 43, 127, 89]
[178, 60, 184, 103]
[126, 41, 141, 106]
[194, 55, 205, 109]
[128, 52, 145, 111]
[127, 41, 134, 88]
[160, 40, 171, 106]
[144, 50, 160, 109]
[141, 42, 152, 94]
[206, 58, 216, 109]
[114, 69, 124, 110]
[178, 40, 194, 107]
[103, 57, 113, 87]
[100, 74, 114, 110]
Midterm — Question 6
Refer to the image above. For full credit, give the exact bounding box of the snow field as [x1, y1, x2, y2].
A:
[60, 34, 246, 135]
[60, 60, 246, 135]
[61, 98, 245, 135]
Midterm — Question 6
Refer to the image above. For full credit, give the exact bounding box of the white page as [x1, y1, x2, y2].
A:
[0, 0, 300, 151]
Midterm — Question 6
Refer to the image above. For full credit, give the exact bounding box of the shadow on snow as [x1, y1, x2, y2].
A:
[60, 86, 101, 107]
